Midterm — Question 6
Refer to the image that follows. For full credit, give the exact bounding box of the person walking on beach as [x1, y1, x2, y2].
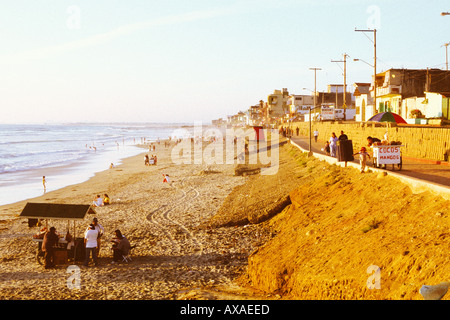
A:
[353, 147, 371, 173]
[42, 226, 58, 269]
[329, 132, 338, 157]
[42, 176, 46, 193]
[84, 224, 99, 267]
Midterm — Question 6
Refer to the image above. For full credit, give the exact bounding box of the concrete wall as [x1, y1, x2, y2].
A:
[290, 121, 450, 161]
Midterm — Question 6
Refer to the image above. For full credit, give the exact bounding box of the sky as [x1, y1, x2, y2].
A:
[0, 0, 449, 124]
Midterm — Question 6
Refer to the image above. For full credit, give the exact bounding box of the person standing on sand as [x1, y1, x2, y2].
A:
[42, 176, 46, 193]
[42, 226, 58, 269]
[84, 224, 99, 267]
[91, 217, 104, 257]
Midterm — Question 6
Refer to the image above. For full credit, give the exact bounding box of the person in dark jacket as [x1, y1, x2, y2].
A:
[42, 227, 59, 269]
[112, 230, 131, 263]
[338, 130, 348, 140]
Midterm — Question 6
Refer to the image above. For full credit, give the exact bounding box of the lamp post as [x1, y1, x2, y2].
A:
[309, 67, 321, 156]
[331, 53, 349, 120]
[442, 42, 449, 70]
[353, 58, 373, 67]
[355, 28, 377, 116]
[354, 58, 375, 122]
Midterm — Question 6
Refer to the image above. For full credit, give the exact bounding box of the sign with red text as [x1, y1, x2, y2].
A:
[374, 145, 402, 164]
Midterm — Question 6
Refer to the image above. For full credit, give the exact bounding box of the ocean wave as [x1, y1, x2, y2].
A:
[0, 152, 88, 174]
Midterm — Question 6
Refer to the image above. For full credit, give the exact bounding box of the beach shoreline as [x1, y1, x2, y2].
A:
[0, 138, 273, 300]
[0, 143, 149, 208]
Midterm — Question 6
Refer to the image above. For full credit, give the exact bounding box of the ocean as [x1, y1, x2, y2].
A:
[0, 123, 191, 206]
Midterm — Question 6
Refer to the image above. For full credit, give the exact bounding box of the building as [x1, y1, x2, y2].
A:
[267, 88, 290, 119]
[246, 104, 264, 126]
[423, 91, 450, 119]
[353, 82, 373, 121]
[227, 111, 247, 127]
[372, 68, 450, 121]
[287, 94, 314, 115]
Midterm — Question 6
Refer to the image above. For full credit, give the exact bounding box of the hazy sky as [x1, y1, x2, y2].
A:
[0, 0, 448, 124]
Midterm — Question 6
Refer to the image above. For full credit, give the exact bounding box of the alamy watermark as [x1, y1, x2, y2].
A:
[66, 265, 81, 290]
[170, 123, 280, 175]
[366, 265, 381, 289]
[366, 5, 381, 29]
[67, 5, 81, 30]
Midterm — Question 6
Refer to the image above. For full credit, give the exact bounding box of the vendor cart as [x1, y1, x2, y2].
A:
[372, 145, 403, 170]
[19, 203, 96, 265]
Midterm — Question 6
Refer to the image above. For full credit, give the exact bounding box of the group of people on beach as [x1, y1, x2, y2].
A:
[92, 194, 110, 207]
[144, 154, 157, 166]
[41, 217, 131, 269]
[83, 218, 131, 267]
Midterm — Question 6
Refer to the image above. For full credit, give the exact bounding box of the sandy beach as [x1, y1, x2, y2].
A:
[0, 140, 272, 300]
[1, 136, 448, 301]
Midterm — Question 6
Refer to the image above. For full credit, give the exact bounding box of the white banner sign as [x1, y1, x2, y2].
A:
[375, 146, 401, 164]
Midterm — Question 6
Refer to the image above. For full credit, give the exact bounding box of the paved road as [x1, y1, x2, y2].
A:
[290, 135, 450, 188]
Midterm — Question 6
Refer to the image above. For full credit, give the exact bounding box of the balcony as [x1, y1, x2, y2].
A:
[374, 85, 402, 97]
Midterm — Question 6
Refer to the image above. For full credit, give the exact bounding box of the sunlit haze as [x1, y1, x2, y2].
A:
[0, 0, 448, 124]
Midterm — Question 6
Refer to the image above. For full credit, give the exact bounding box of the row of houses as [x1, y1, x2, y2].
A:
[213, 68, 450, 127]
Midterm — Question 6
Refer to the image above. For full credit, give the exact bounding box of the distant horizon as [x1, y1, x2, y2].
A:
[0, 120, 213, 126]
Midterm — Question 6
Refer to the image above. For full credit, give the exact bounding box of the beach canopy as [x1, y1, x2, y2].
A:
[19, 203, 96, 220]
[368, 112, 407, 124]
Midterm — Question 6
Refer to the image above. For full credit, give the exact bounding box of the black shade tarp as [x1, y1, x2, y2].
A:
[19, 203, 96, 220]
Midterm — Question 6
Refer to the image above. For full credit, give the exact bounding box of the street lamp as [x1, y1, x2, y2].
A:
[355, 28, 377, 116]
[353, 58, 373, 67]
[331, 53, 349, 120]
[442, 43, 449, 70]
[309, 67, 321, 156]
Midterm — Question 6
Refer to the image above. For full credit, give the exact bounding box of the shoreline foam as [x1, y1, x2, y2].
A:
[0, 144, 147, 207]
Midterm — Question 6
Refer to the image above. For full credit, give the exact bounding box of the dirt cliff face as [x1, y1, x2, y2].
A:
[213, 143, 449, 300]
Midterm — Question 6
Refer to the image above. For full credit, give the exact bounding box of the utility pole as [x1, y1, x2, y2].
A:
[442, 42, 449, 70]
[355, 28, 377, 116]
[331, 53, 349, 120]
[309, 67, 321, 156]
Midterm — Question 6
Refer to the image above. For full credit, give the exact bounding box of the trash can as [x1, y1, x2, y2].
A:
[337, 140, 354, 162]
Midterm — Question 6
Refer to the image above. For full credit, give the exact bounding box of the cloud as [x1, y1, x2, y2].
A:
[0, 7, 235, 64]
